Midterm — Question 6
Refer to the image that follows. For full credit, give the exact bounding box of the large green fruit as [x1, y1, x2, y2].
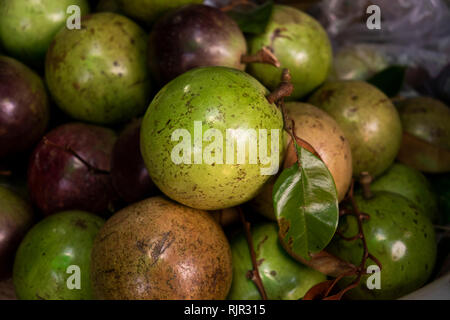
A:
[46, 12, 151, 125]
[13, 211, 105, 300]
[141, 67, 284, 210]
[91, 196, 232, 300]
[247, 5, 332, 100]
[0, 0, 90, 66]
[118, 0, 203, 24]
[228, 223, 326, 300]
[0, 186, 34, 279]
[395, 97, 450, 173]
[327, 192, 437, 300]
[371, 163, 438, 222]
[309, 81, 402, 178]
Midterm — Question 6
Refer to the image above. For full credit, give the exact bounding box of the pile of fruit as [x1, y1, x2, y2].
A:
[0, 0, 449, 300]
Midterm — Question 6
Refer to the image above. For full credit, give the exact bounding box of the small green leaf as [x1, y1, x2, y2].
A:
[368, 65, 407, 97]
[227, 1, 274, 34]
[273, 145, 339, 261]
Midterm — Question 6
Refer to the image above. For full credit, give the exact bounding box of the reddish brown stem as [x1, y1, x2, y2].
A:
[0, 171, 12, 176]
[241, 47, 281, 68]
[237, 207, 268, 300]
[359, 172, 374, 200]
[266, 69, 294, 104]
[221, 0, 256, 12]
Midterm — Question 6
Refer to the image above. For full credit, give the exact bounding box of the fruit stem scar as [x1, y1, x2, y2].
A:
[241, 47, 281, 68]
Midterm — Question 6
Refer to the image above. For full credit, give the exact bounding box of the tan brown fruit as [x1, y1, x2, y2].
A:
[90, 196, 232, 300]
[251, 103, 353, 220]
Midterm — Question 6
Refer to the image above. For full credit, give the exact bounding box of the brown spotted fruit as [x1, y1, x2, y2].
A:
[251, 102, 352, 220]
[148, 4, 247, 85]
[247, 5, 332, 100]
[0, 56, 49, 159]
[395, 97, 450, 173]
[45, 13, 151, 125]
[90, 196, 233, 300]
[140, 67, 284, 210]
[309, 81, 402, 178]
[327, 191, 437, 300]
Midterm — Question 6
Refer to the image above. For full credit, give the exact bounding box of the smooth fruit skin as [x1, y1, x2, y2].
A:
[111, 118, 158, 203]
[117, 0, 203, 24]
[371, 163, 438, 222]
[149, 4, 247, 85]
[28, 123, 118, 216]
[283, 102, 353, 202]
[0, 56, 50, 159]
[228, 223, 326, 300]
[396, 97, 450, 150]
[327, 192, 437, 300]
[309, 81, 403, 178]
[141, 67, 284, 210]
[251, 102, 353, 220]
[13, 211, 105, 300]
[45, 13, 151, 125]
[395, 97, 450, 173]
[0, 186, 34, 279]
[91, 196, 233, 300]
[0, 0, 90, 66]
[247, 5, 332, 100]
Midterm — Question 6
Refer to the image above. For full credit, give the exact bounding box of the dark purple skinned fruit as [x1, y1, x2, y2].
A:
[434, 64, 450, 105]
[0, 56, 50, 159]
[28, 123, 119, 216]
[148, 4, 247, 85]
[111, 118, 158, 204]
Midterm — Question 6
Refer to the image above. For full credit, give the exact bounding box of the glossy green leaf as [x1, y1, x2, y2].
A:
[227, 1, 274, 34]
[273, 145, 339, 261]
[368, 65, 406, 97]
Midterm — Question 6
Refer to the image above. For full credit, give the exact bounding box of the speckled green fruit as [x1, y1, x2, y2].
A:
[371, 163, 438, 222]
[228, 223, 326, 300]
[0, 0, 90, 66]
[141, 67, 284, 210]
[45, 13, 151, 125]
[309, 81, 402, 178]
[13, 211, 105, 300]
[395, 97, 450, 173]
[329, 44, 388, 81]
[247, 5, 332, 100]
[118, 0, 203, 24]
[327, 192, 437, 300]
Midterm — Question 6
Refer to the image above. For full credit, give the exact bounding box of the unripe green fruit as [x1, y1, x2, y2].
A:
[0, 0, 90, 66]
[327, 192, 437, 300]
[371, 163, 438, 222]
[45, 13, 151, 125]
[247, 5, 332, 100]
[141, 67, 284, 210]
[309, 81, 402, 178]
[13, 211, 105, 300]
[228, 223, 326, 300]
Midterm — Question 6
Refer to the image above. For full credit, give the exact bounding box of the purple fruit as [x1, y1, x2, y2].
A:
[148, 4, 247, 85]
[0, 56, 49, 158]
[111, 118, 157, 203]
[28, 123, 119, 216]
